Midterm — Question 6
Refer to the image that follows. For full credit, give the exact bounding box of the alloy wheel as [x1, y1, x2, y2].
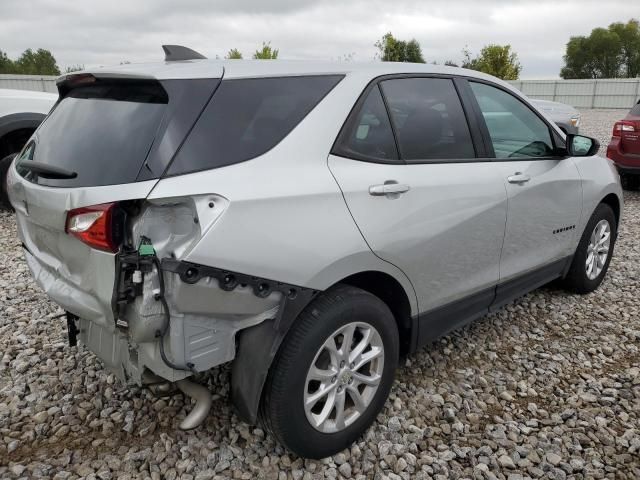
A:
[585, 219, 611, 280]
[303, 322, 384, 433]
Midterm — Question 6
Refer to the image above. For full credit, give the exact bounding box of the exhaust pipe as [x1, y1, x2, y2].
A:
[176, 378, 212, 430]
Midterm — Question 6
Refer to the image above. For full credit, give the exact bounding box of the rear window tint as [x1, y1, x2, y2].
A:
[380, 78, 475, 161]
[18, 80, 168, 188]
[331, 85, 399, 162]
[630, 101, 640, 116]
[166, 75, 343, 176]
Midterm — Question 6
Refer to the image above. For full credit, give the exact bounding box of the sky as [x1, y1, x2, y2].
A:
[0, 0, 635, 79]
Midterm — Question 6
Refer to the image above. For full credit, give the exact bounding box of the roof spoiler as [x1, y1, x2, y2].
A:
[162, 45, 207, 62]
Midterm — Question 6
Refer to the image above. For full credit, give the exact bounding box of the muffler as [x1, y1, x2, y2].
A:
[176, 378, 213, 430]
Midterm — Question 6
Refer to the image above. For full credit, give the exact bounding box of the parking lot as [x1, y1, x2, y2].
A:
[1, 109, 639, 479]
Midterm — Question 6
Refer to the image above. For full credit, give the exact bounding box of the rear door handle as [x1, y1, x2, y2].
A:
[369, 183, 411, 196]
[507, 172, 531, 184]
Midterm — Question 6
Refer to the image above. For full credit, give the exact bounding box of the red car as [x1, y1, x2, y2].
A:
[607, 100, 640, 190]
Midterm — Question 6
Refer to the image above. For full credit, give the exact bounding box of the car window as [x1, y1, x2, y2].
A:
[17, 79, 169, 187]
[379, 78, 475, 161]
[333, 85, 399, 162]
[630, 101, 640, 116]
[167, 75, 343, 176]
[470, 82, 555, 159]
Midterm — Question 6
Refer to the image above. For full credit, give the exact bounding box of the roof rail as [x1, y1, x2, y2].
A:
[162, 45, 207, 62]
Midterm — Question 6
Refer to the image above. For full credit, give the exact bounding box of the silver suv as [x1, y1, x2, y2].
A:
[7, 49, 623, 458]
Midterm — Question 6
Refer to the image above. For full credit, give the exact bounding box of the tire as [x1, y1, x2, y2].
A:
[620, 173, 640, 191]
[259, 284, 399, 459]
[562, 203, 617, 294]
[0, 153, 17, 211]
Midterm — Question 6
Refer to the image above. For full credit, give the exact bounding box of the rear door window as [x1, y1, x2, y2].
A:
[470, 81, 555, 158]
[166, 75, 343, 176]
[379, 78, 476, 161]
[18, 80, 169, 187]
[332, 85, 399, 162]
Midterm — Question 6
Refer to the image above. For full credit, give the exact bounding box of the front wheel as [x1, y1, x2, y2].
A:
[259, 285, 399, 459]
[0, 153, 17, 211]
[562, 203, 617, 294]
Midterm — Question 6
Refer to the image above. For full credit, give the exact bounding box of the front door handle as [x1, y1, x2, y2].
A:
[369, 182, 411, 196]
[507, 172, 531, 184]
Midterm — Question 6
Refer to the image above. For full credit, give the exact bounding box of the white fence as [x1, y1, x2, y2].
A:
[508, 78, 640, 109]
[1, 74, 639, 109]
[0, 74, 58, 93]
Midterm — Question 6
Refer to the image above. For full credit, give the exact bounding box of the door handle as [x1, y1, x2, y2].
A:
[507, 172, 531, 184]
[369, 182, 411, 196]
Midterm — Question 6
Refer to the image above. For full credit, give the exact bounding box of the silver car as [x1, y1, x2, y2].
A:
[7, 49, 622, 458]
[530, 98, 581, 134]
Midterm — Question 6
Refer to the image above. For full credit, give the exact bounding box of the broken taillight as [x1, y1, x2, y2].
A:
[65, 202, 122, 252]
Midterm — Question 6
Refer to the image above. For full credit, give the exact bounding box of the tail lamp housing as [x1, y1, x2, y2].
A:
[65, 202, 123, 252]
[612, 121, 636, 137]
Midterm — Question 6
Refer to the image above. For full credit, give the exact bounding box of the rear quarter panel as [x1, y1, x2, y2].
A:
[147, 72, 419, 315]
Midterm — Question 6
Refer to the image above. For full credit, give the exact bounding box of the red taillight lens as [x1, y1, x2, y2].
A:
[613, 121, 636, 137]
[65, 202, 121, 252]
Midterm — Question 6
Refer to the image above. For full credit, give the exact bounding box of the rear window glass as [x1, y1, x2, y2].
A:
[630, 101, 640, 116]
[166, 75, 343, 176]
[18, 80, 168, 187]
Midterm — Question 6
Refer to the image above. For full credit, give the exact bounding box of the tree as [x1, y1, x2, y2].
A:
[253, 42, 278, 60]
[462, 44, 522, 80]
[226, 48, 243, 59]
[337, 52, 356, 62]
[0, 48, 61, 75]
[444, 60, 459, 67]
[65, 64, 84, 73]
[0, 50, 15, 73]
[609, 19, 640, 78]
[14, 48, 60, 75]
[560, 36, 596, 79]
[560, 19, 640, 79]
[375, 33, 425, 63]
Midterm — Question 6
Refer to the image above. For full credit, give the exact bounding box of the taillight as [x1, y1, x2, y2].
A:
[65, 202, 122, 252]
[612, 121, 636, 137]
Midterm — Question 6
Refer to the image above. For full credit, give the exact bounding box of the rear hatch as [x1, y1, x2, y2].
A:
[7, 69, 222, 328]
[620, 102, 640, 155]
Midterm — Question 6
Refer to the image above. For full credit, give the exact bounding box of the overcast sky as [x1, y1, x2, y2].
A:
[0, 0, 634, 78]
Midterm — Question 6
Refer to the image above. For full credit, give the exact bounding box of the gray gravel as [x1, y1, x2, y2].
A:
[577, 109, 622, 157]
[1, 109, 639, 479]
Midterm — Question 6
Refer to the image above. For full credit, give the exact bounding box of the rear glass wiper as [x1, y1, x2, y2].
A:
[18, 160, 78, 179]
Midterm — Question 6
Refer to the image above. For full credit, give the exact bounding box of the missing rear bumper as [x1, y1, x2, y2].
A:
[161, 259, 318, 333]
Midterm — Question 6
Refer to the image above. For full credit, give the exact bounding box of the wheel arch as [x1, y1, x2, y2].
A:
[0, 112, 44, 157]
[231, 266, 418, 425]
[337, 270, 415, 356]
[600, 192, 621, 227]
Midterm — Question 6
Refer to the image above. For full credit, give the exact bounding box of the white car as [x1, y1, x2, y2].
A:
[0, 88, 57, 209]
[7, 48, 623, 458]
[530, 98, 581, 134]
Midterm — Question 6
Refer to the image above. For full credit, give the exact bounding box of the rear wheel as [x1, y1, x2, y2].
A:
[259, 284, 399, 459]
[562, 203, 617, 294]
[0, 154, 17, 211]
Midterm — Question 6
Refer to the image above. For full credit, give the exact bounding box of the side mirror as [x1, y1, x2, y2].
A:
[566, 134, 600, 157]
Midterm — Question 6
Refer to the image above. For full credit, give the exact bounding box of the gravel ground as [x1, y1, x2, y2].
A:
[1, 109, 639, 479]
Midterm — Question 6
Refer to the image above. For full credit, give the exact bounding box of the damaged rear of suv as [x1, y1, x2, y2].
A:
[7, 56, 397, 458]
[7, 50, 622, 459]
